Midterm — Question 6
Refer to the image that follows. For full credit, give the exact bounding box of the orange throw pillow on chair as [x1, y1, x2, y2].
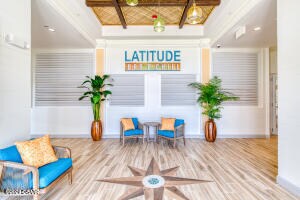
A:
[160, 118, 176, 131]
[15, 135, 58, 168]
[121, 118, 135, 131]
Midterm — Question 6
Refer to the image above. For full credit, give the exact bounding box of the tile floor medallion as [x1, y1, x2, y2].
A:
[98, 157, 212, 200]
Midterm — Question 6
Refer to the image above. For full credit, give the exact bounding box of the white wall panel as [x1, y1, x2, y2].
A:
[105, 45, 201, 137]
[0, 0, 31, 147]
[35, 52, 94, 106]
[277, 0, 300, 196]
[212, 48, 268, 137]
[31, 49, 94, 138]
[161, 74, 196, 106]
[212, 52, 258, 105]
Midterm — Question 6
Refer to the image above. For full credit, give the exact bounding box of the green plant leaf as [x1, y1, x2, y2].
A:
[79, 95, 88, 101]
[188, 76, 239, 120]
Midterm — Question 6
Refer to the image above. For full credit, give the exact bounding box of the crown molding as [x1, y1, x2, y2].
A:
[101, 25, 204, 37]
[96, 38, 211, 48]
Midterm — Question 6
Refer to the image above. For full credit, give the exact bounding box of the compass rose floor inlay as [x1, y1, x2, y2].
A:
[98, 157, 212, 200]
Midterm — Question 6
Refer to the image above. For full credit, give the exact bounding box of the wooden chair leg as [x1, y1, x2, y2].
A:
[173, 139, 176, 148]
[136, 137, 139, 143]
[68, 170, 73, 185]
[123, 137, 125, 146]
[183, 137, 186, 146]
[143, 135, 145, 144]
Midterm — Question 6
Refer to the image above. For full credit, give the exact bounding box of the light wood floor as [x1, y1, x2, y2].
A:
[42, 136, 299, 200]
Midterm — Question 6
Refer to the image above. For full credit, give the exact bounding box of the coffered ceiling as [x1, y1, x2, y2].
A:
[86, 0, 220, 28]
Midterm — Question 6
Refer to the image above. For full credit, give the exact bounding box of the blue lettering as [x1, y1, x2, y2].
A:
[139, 51, 146, 62]
[157, 51, 164, 62]
[150, 50, 156, 62]
[165, 51, 173, 61]
[132, 51, 139, 62]
[125, 51, 131, 62]
[174, 50, 181, 62]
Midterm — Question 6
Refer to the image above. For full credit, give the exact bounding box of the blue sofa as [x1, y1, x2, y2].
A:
[0, 144, 72, 199]
[157, 119, 186, 148]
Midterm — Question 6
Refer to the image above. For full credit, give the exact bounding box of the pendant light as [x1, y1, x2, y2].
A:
[187, 0, 203, 24]
[154, 16, 165, 32]
[126, 0, 138, 6]
[153, 0, 165, 32]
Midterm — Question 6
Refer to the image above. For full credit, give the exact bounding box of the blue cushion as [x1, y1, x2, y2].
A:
[1, 158, 72, 189]
[175, 119, 184, 127]
[0, 145, 23, 163]
[124, 129, 143, 136]
[38, 158, 72, 188]
[132, 118, 139, 129]
[158, 130, 175, 138]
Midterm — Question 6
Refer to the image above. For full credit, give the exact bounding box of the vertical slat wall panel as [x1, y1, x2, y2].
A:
[35, 53, 94, 106]
[212, 52, 258, 105]
[161, 74, 196, 106]
[109, 74, 144, 106]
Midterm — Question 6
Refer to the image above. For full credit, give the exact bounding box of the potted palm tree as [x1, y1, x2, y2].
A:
[189, 76, 238, 142]
[79, 75, 112, 141]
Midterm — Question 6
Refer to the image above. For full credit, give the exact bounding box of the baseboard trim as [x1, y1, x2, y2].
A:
[277, 175, 300, 197]
[31, 134, 267, 139]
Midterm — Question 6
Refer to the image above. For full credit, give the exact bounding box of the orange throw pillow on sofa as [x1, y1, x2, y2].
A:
[160, 118, 176, 131]
[121, 118, 135, 131]
[15, 135, 58, 168]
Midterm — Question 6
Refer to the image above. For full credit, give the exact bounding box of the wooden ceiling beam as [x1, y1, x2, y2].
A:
[179, 0, 193, 29]
[86, 0, 221, 7]
[111, 0, 127, 29]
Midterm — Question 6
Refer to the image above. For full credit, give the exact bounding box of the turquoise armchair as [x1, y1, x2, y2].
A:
[157, 119, 186, 148]
[0, 144, 72, 200]
[120, 118, 145, 146]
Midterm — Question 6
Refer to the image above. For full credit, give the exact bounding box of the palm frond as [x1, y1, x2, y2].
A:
[188, 76, 239, 119]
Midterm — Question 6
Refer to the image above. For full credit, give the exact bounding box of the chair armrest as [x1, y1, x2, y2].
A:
[175, 124, 185, 130]
[0, 161, 39, 190]
[138, 122, 144, 130]
[53, 146, 71, 158]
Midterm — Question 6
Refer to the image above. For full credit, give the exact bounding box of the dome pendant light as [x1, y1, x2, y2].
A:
[154, 15, 165, 32]
[126, 0, 138, 6]
[187, 1, 203, 24]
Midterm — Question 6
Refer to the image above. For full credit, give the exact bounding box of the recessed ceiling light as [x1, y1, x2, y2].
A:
[253, 27, 261, 31]
[48, 28, 55, 32]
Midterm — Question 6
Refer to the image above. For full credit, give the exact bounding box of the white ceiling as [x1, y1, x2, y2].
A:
[31, 0, 99, 48]
[212, 0, 277, 48]
[31, 0, 277, 48]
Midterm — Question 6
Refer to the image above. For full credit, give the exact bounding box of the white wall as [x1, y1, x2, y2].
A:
[213, 48, 269, 138]
[31, 49, 94, 138]
[277, 0, 300, 196]
[0, 0, 31, 147]
[30, 41, 269, 139]
[104, 42, 201, 137]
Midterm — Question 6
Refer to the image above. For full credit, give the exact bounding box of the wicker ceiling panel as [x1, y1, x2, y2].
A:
[118, 0, 188, 3]
[92, 3, 215, 25]
[93, 7, 121, 25]
[122, 6, 184, 25]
